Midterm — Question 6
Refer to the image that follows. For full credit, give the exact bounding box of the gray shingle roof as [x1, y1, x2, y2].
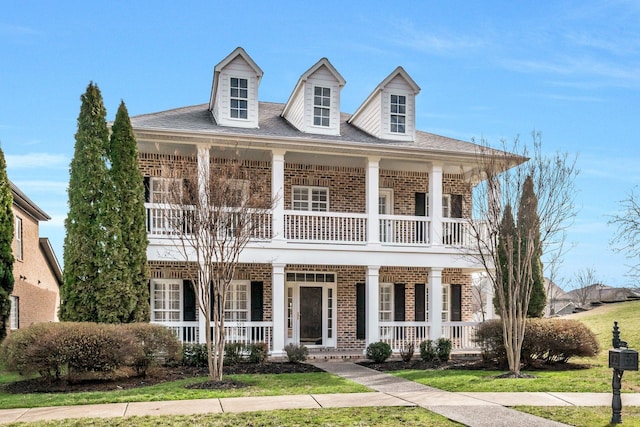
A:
[130, 101, 495, 157]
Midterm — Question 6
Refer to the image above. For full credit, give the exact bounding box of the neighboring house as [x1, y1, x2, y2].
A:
[565, 283, 640, 309]
[544, 278, 575, 317]
[10, 181, 62, 331]
[130, 47, 519, 355]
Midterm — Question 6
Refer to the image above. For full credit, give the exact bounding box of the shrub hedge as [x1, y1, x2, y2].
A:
[473, 318, 600, 367]
[0, 322, 182, 381]
[366, 341, 392, 363]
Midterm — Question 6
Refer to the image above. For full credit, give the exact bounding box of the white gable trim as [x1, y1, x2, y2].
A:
[209, 47, 264, 112]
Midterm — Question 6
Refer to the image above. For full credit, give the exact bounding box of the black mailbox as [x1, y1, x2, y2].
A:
[609, 348, 639, 371]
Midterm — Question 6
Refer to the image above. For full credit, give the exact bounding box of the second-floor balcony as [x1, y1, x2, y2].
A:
[146, 204, 486, 248]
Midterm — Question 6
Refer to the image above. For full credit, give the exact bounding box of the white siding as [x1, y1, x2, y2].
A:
[349, 94, 382, 138]
[214, 56, 261, 128]
[381, 75, 415, 141]
[285, 88, 305, 130]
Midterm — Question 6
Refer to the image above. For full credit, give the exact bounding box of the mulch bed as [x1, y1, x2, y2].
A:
[2, 362, 322, 394]
[358, 358, 591, 373]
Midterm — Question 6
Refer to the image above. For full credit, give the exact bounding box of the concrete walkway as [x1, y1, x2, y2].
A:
[0, 361, 638, 426]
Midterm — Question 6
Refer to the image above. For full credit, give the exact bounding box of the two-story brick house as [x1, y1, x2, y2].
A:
[131, 47, 518, 355]
[10, 182, 62, 331]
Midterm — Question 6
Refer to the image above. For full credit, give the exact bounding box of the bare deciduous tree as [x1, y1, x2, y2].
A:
[570, 267, 599, 308]
[158, 151, 275, 381]
[609, 187, 640, 285]
[465, 132, 578, 376]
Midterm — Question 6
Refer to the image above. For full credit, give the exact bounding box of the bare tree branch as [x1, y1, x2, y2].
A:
[609, 187, 640, 284]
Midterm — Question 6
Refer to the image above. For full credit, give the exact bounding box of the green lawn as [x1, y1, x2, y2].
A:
[2, 407, 462, 427]
[392, 300, 640, 393]
[516, 406, 640, 427]
[0, 372, 369, 409]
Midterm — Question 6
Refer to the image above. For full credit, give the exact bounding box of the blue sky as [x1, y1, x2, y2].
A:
[2, 1, 639, 288]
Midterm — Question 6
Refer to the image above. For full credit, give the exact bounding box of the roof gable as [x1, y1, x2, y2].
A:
[281, 58, 346, 136]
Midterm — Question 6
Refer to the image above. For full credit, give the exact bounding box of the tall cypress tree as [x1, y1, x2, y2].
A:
[0, 147, 14, 340]
[494, 204, 515, 312]
[61, 82, 129, 322]
[518, 175, 545, 317]
[109, 101, 149, 322]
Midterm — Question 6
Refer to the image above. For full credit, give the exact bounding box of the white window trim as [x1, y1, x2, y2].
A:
[442, 284, 450, 322]
[151, 279, 182, 323]
[229, 77, 249, 120]
[10, 295, 18, 330]
[312, 85, 331, 128]
[225, 280, 250, 322]
[379, 282, 393, 322]
[14, 216, 22, 261]
[390, 94, 407, 134]
[150, 177, 183, 204]
[292, 185, 329, 212]
[379, 188, 394, 215]
[424, 193, 451, 218]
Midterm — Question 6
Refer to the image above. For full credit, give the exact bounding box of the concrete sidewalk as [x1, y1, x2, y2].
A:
[0, 362, 638, 426]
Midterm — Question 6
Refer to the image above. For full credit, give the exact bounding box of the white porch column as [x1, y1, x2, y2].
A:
[366, 157, 381, 245]
[365, 265, 380, 347]
[428, 268, 443, 340]
[196, 146, 210, 345]
[429, 162, 443, 245]
[197, 145, 210, 201]
[272, 263, 286, 356]
[271, 149, 286, 241]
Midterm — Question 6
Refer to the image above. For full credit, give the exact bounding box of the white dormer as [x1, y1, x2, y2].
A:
[282, 58, 346, 136]
[348, 66, 420, 142]
[209, 47, 263, 129]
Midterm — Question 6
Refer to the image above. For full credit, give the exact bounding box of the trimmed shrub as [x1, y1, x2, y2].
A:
[366, 341, 392, 363]
[122, 323, 182, 375]
[248, 342, 269, 364]
[224, 343, 245, 366]
[473, 318, 600, 366]
[399, 343, 414, 362]
[436, 338, 452, 362]
[283, 343, 308, 363]
[419, 340, 436, 362]
[182, 343, 209, 367]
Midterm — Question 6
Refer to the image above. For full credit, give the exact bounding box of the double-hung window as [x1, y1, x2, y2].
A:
[9, 296, 18, 330]
[313, 86, 331, 127]
[152, 280, 181, 322]
[224, 281, 249, 322]
[390, 94, 406, 134]
[379, 283, 393, 322]
[230, 77, 248, 119]
[14, 217, 22, 261]
[292, 186, 329, 211]
[150, 178, 182, 203]
[442, 285, 450, 322]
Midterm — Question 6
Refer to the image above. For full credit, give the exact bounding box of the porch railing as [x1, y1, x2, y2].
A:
[160, 321, 200, 344]
[155, 321, 273, 349]
[285, 211, 367, 243]
[442, 321, 478, 350]
[379, 321, 480, 352]
[379, 215, 430, 244]
[145, 204, 272, 240]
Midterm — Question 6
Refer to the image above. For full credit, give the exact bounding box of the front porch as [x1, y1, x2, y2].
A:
[155, 320, 481, 353]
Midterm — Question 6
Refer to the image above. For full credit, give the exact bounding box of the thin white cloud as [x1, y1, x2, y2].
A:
[6, 153, 69, 170]
[0, 24, 40, 37]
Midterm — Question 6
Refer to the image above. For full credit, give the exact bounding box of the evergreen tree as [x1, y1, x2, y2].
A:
[61, 82, 129, 322]
[494, 204, 515, 313]
[518, 175, 545, 317]
[109, 101, 149, 322]
[0, 146, 14, 340]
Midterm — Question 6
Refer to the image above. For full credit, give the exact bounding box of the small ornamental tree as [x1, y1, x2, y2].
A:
[0, 146, 14, 341]
[109, 101, 150, 322]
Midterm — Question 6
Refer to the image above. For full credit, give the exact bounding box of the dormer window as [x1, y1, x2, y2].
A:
[230, 77, 249, 119]
[313, 86, 331, 127]
[390, 94, 406, 134]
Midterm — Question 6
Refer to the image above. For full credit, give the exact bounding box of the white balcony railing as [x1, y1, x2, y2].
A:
[160, 321, 200, 344]
[379, 215, 430, 244]
[285, 211, 367, 243]
[145, 204, 272, 240]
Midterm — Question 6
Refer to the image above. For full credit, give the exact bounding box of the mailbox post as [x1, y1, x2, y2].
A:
[608, 321, 638, 424]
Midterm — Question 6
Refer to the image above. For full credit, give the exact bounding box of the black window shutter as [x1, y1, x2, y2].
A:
[356, 283, 366, 340]
[144, 177, 150, 202]
[451, 195, 463, 218]
[251, 281, 263, 321]
[415, 193, 426, 216]
[415, 283, 426, 322]
[183, 280, 196, 321]
[394, 283, 406, 321]
[451, 284, 462, 321]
